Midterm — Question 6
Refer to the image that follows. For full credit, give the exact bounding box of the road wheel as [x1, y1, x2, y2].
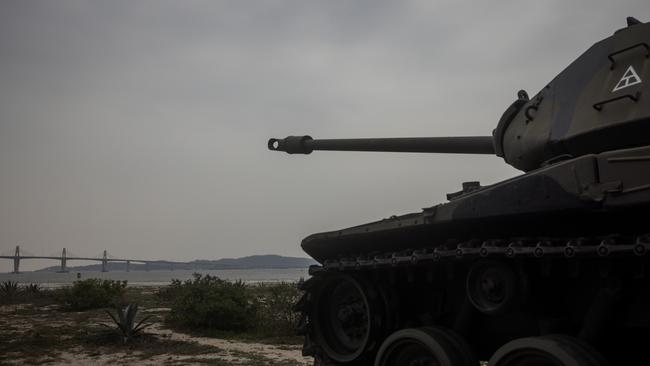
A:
[305, 273, 390, 364]
[488, 335, 609, 366]
[374, 327, 477, 366]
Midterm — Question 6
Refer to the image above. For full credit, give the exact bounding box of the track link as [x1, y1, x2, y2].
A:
[296, 233, 650, 365]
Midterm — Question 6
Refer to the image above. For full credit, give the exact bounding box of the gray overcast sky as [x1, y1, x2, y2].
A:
[1, 1, 649, 271]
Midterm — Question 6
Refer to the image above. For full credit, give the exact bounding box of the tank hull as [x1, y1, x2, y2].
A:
[297, 146, 650, 365]
[302, 145, 650, 263]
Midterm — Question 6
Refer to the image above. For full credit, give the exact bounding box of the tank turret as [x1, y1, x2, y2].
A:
[271, 19, 650, 172]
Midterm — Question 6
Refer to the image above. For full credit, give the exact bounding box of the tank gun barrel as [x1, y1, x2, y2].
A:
[268, 135, 496, 155]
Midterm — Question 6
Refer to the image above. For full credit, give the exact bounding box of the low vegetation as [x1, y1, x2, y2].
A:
[0, 276, 308, 365]
[57, 279, 127, 311]
[0, 307, 225, 365]
[0, 280, 20, 300]
[1, 279, 127, 311]
[252, 282, 302, 337]
[103, 303, 152, 344]
[0, 281, 47, 304]
[22, 283, 42, 296]
[163, 274, 259, 331]
[158, 274, 303, 339]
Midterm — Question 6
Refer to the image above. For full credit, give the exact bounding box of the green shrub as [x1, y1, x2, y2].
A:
[166, 274, 257, 332]
[253, 282, 302, 337]
[58, 279, 127, 311]
[160, 275, 304, 337]
[156, 278, 184, 303]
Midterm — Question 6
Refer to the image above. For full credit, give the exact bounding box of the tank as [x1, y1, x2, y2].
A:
[269, 18, 650, 366]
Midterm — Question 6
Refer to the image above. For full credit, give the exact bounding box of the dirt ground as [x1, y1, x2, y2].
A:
[0, 291, 312, 366]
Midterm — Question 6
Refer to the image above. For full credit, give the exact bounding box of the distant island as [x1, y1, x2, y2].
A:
[36, 254, 317, 272]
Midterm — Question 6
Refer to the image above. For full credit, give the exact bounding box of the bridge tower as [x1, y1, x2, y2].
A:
[101, 250, 108, 272]
[126, 260, 130, 272]
[13, 245, 20, 274]
[59, 248, 68, 273]
[145, 262, 150, 272]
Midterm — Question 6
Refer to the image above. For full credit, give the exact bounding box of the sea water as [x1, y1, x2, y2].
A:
[0, 268, 310, 288]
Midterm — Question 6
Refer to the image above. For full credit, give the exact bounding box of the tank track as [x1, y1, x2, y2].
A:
[295, 233, 650, 365]
[317, 234, 650, 271]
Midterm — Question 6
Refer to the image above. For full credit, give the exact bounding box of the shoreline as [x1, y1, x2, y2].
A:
[0, 267, 310, 288]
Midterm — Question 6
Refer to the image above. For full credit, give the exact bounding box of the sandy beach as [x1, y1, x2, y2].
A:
[0, 285, 312, 366]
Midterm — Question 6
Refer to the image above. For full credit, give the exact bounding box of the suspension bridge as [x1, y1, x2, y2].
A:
[0, 246, 190, 273]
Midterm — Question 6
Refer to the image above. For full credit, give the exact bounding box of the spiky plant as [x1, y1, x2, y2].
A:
[103, 304, 152, 344]
[0, 281, 19, 299]
[23, 283, 41, 295]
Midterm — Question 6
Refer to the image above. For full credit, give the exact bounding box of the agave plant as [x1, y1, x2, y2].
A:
[0, 281, 19, 299]
[103, 303, 152, 344]
[22, 283, 41, 295]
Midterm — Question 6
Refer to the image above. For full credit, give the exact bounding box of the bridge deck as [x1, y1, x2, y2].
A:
[0, 256, 188, 264]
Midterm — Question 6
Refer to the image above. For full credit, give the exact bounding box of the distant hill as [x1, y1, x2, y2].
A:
[36, 254, 317, 272]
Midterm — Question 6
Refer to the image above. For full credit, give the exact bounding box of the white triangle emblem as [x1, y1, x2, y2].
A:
[612, 65, 642, 92]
